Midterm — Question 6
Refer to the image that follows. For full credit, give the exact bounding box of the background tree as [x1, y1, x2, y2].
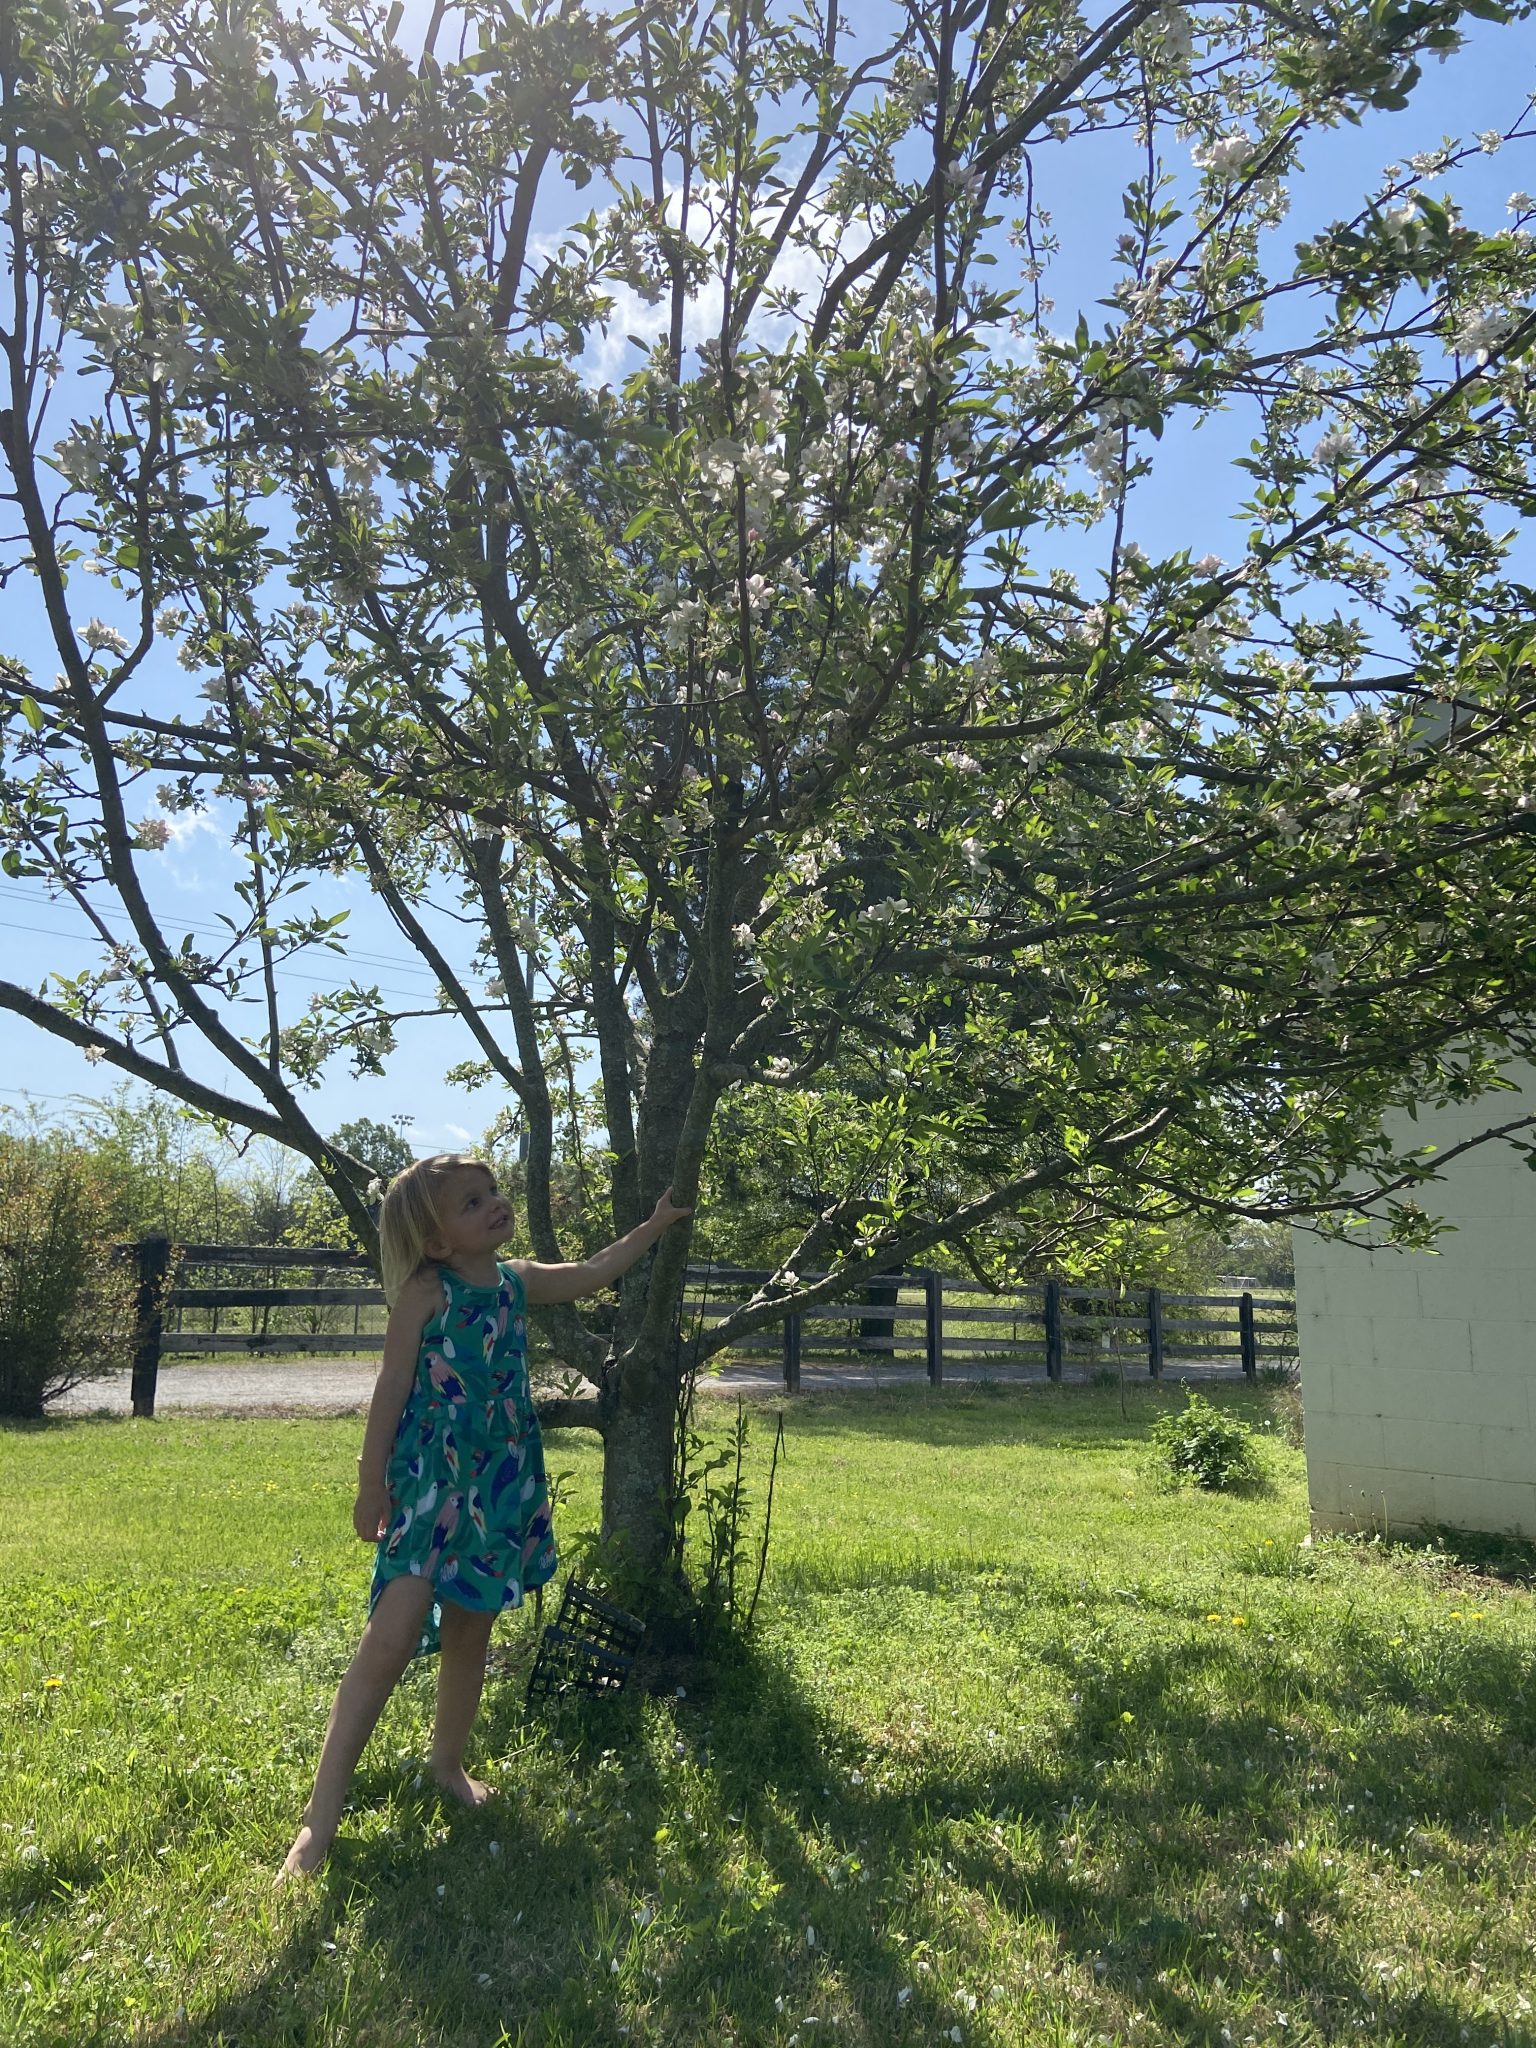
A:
[4, 0, 1536, 1577]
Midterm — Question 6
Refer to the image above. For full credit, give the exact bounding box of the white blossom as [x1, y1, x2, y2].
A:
[1508, 192, 1534, 215]
[82, 619, 130, 657]
[1477, 130, 1503, 155]
[858, 896, 908, 926]
[515, 917, 540, 949]
[1187, 622, 1227, 664]
[54, 426, 107, 488]
[1452, 307, 1519, 365]
[960, 837, 988, 873]
[1193, 553, 1224, 577]
[83, 301, 136, 353]
[1083, 428, 1123, 489]
[1192, 132, 1255, 177]
[133, 817, 171, 850]
[1312, 426, 1359, 465]
[661, 599, 706, 651]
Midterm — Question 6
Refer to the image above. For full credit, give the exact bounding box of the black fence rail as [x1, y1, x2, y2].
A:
[683, 1266, 1297, 1392]
[118, 1238, 1297, 1418]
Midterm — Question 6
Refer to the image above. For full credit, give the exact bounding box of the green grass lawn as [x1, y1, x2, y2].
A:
[3, 1384, 1535, 2048]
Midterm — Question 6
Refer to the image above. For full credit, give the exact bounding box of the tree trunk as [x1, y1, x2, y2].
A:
[599, 1338, 683, 1582]
[859, 1265, 904, 1357]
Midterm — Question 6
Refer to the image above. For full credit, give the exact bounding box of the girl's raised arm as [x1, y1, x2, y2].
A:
[515, 1189, 693, 1307]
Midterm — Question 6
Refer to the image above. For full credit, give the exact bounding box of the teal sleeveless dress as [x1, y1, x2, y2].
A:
[369, 1261, 557, 1658]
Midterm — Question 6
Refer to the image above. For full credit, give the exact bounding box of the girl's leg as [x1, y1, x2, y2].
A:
[279, 1573, 437, 1879]
[429, 1599, 498, 1805]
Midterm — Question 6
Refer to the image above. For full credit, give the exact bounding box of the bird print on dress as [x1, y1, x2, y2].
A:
[368, 1263, 557, 1658]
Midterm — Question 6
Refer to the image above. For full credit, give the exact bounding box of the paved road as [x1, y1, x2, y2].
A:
[54, 1356, 1108, 1415]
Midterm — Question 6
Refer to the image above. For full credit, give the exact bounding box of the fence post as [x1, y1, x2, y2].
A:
[924, 1270, 943, 1386]
[129, 1233, 170, 1419]
[1147, 1286, 1164, 1379]
[1044, 1277, 1063, 1382]
[1239, 1291, 1257, 1380]
[782, 1309, 801, 1394]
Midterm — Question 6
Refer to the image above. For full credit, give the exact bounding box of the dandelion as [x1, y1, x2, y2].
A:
[43, 1676, 63, 1689]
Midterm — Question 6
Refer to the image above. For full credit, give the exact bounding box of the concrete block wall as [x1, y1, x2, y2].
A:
[1295, 1062, 1536, 1537]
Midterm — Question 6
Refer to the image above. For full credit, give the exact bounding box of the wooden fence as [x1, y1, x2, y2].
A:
[118, 1238, 1297, 1418]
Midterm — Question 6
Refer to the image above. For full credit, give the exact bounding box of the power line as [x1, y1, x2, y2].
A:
[0, 883, 448, 984]
[0, 917, 465, 1006]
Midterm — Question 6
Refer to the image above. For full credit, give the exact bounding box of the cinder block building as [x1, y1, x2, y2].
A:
[1294, 1062, 1536, 1537]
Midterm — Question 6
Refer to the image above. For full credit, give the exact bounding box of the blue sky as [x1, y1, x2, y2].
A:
[3, 6, 1532, 1154]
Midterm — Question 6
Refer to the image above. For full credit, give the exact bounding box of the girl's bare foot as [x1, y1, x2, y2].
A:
[276, 1821, 331, 1883]
[430, 1765, 494, 1808]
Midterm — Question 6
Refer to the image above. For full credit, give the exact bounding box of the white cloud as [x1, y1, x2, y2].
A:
[537, 176, 873, 389]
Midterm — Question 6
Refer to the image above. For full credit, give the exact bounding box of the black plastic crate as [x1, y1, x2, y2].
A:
[526, 1578, 645, 1703]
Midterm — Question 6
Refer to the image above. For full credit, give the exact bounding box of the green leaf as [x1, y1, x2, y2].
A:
[622, 505, 660, 542]
[20, 695, 43, 732]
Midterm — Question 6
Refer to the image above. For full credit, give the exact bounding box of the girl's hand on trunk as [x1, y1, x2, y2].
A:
[652, 1187, 695, 1229]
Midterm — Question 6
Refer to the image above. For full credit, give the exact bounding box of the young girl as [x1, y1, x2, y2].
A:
[280, 1153, 692, 1879]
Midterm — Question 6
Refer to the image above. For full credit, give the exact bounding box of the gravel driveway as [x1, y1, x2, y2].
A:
[52, 1355, 1067, 1415]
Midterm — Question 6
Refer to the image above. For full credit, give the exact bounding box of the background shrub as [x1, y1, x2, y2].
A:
[0, 1138, 138, 1418]
[1150, 1390, 1262, 1492]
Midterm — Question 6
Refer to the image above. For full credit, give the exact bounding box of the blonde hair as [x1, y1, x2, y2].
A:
[377, 1153, 487, 1304]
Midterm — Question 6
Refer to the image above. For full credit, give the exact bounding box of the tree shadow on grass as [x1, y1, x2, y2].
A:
[95, 1551, 1536, 2048]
